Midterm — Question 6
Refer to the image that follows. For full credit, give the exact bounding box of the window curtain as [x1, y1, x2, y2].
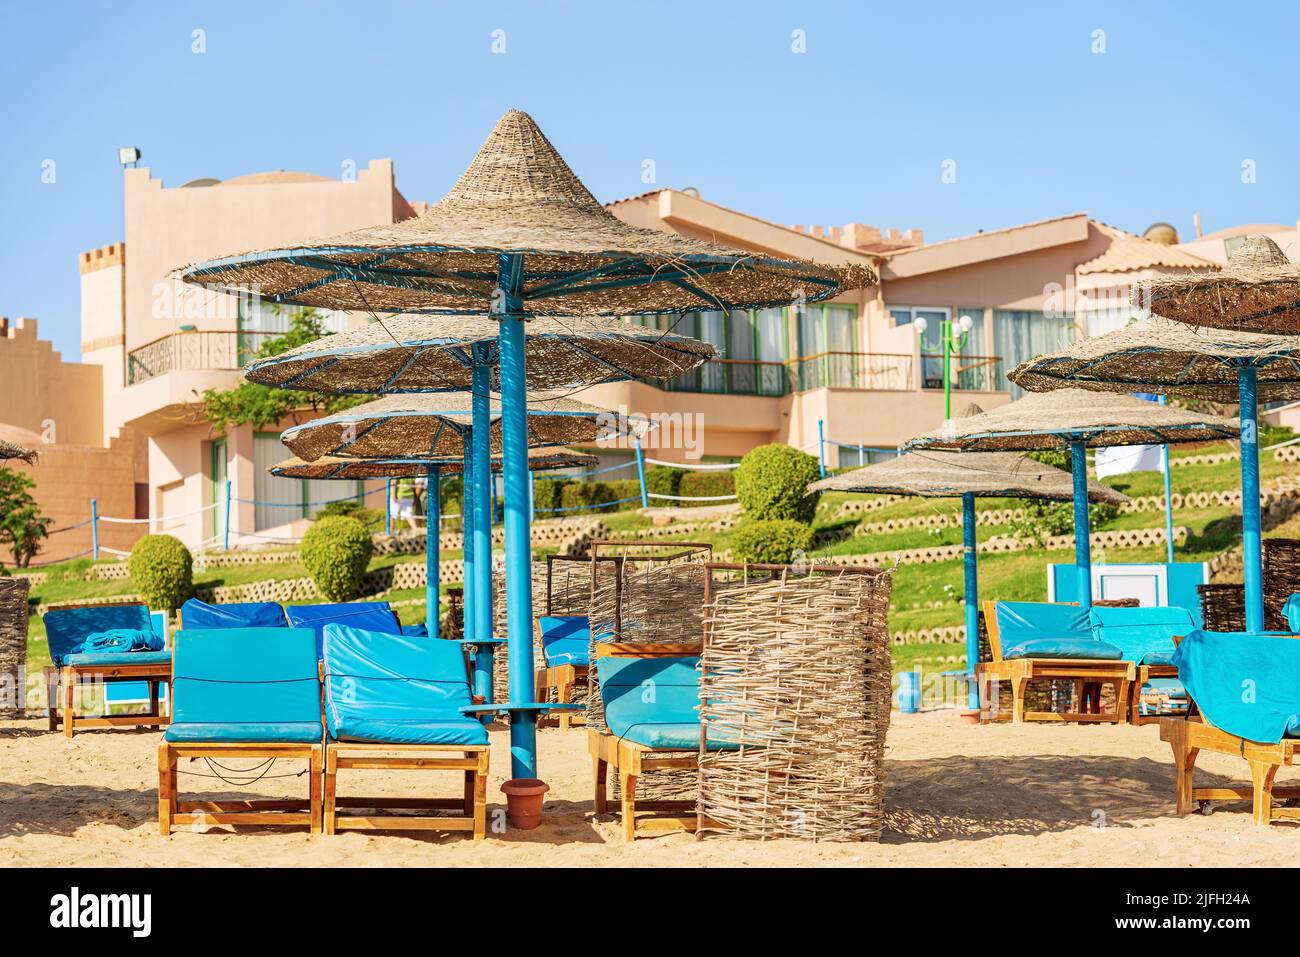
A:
[756, 308, 787, 395]
[253, 434, 304, 531]
[956, 308, 990, 390]
[992, 310, 1077, 396]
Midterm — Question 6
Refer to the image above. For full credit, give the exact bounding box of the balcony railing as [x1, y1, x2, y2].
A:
[127, 330, 275, 385]
[652, 351, 1004, 397]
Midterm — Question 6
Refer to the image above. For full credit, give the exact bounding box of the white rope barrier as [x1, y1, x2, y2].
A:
[98, 502, 218, 524]
[647, 492, 738, 502]
[642, 457, 738, 471]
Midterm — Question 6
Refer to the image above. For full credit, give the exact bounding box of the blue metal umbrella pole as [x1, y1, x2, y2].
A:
[961, 492, 980, 710]
[1240, 365, 1264, 632]
[461, 443, 476, 645]
[497, 253, 539, 779]
[1071, 439, 1092, 607]
[471, 361, 495, 700]
[425, 465, 440, 640]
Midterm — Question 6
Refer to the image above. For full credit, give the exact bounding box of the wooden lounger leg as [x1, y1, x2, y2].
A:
[1250, 759, 1279, 826]
[463, 768, 475, 817]
[309, 748, 323, 835]
[1113, 678, 1130, 726]
[1011, 676, 1028, 724]
[556, 680, 572, 731]
[473, 750, 488, 841]
[619, 769, 637, 842]
[323, 748, 338, 836]
[62, 666, 76, 738]
[593, 753, 609, 814]
[1169, 731, 1200, 816]
[45, 667, 58, 732]
[157, 742, 176, 836]
[148, 680, 161, 725]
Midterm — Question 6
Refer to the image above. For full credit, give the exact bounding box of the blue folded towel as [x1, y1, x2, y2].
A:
[81, 629, 165, 654]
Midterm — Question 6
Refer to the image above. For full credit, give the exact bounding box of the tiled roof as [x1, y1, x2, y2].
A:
[1076, 235, 1212, 274]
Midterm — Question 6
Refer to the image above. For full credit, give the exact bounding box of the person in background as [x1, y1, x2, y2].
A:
[391, 475, 419, 532]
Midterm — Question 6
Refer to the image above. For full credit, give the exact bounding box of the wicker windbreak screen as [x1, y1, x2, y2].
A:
[697, 565, 893, 841]
[0, 577, 30, 718]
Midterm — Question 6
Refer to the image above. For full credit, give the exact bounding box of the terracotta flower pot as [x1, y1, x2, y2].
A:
[501, 778, 549, 829]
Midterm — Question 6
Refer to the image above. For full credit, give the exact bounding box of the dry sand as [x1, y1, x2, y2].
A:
[3, 710, 1299, 866]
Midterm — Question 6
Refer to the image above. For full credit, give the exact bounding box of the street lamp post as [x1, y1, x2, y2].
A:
[916, 313, 975, 421]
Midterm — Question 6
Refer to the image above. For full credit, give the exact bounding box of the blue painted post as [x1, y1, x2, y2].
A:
[461, 446, 475, 645]
[633, 437, 649, 508]
[385, 479, 392, 537]
[90, 499, 99, 561]
[498, 252, 539, 780]
[1158, 396, 1175, 564]
[1240, 365, 1264, 633]
[962, 492, 980, 710]
[817, 419, 827, 477]
[425, 465, 440, 640]
[223, 479, 232, 551]
[471, 363, 494, 702]
[1071, 440, 1092, 607]
[491, 475, 500, 527]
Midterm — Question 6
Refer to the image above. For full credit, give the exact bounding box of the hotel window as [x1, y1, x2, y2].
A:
[252, 432, 361, 531]
[796, 304, 857, 389]
[238, 301, 349, 363]
[991, 310, 1077, 397]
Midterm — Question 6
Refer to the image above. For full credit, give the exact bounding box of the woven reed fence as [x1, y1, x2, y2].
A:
[587, 541, 713, 802]
[1197, 537, 1300, 632]
[697, 564, 893, 841]
[0, 577, 30, 718]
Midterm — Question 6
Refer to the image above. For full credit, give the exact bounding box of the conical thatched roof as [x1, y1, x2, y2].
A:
[903, 388, 1237, 452]
[0, 440, 37, 464]
[1008, 319, 1300, 402]
[810, 449, 1128, 504]
[180, 110, 874, 317]
[243, 314, 714, 394]
[270, 447, 598, 480]
[1134, 235, 1300, 334]
[280, 391, 640, 462]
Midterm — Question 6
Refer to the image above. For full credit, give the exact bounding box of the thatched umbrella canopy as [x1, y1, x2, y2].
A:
[903, 389, 1234, 610]
[280, 392, 639, 462]
[0, 441, 37, 464]
[812, 448, 1129, 710]
[270, 447, 598, 480]
[244, 314, 714, 394]
[903, 388, 1237, 453]
[811, 449, 1129, 504]
[1008, 319, 1300, 402]
[1134, 235, 1300, 334]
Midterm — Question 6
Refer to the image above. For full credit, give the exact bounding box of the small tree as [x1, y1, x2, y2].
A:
[735, 443, 822, 523]
[128, 534, 193, 610]
[0, 467, 53, 568]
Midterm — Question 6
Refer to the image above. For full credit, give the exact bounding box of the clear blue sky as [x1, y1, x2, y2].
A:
[2, 1, 1297, 359]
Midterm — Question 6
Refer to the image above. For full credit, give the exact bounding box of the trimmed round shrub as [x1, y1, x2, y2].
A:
[735, 443, 822, 523]
[128, 534, 193, 610]
[733, 519, 815, 565]
[301, 515, 374, 601]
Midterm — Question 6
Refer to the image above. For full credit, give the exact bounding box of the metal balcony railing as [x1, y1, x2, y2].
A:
[920, 354, 1003, 392]
[127, 330, 276, 385]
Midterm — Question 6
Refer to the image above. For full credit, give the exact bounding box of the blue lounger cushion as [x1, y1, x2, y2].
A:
[1089, 605, 1194, 665]
[400, 623, 429, 638]
[180, 598, 286, 629]
[1175, 629, 1300, 744]
[538, 615, 590, 668]
[64, 650, 173, 668]
[43, 603, 159, 667]
[286, 602, 402, 657]
[165, 627, 322, 744]
[1285, 594, 1300, 634]
[322, 624, 488, 746]
[597, 655, 737, 751]
[1001, 636, 1125, 660]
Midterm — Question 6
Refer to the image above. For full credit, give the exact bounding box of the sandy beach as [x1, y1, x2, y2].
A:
[3, 710, 1298, 867]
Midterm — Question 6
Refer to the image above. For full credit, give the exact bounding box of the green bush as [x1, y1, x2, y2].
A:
[319, 498, 385, 530]
[128, 534, 193, 610]
[733, 519, 815, 565]
[735, 443, 821, 523]
[560, 481, 619, 513]
[679, 470, 735, 500]
[533, 478, 568, 514]
[301, 515, 374, 601]
[644, 466, 683, 498]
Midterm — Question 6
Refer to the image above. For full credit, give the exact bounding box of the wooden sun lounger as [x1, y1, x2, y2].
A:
[1160, 716, 1300, 825]
[978, 601, 1134, 725]
[1131, 662, 1181, 727]
[158, 739, 323, 835]
[588, 641, 709, 842]
[45, 600, 171, 738]
[323, 743, 489, 839]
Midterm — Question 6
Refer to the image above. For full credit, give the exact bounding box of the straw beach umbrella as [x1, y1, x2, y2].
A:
[182, 108, 874, 782]
[1135, 236, 1300, 335]
[1010, 320, 1300, 632]
[812, 449, 1128, 709]
[270, 448, 596, 670]
[903, 390, 1236, 608]
[0, 441, 37, 464]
